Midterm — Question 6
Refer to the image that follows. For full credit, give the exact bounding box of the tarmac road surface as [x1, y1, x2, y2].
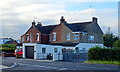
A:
[1, 57, 120, 72]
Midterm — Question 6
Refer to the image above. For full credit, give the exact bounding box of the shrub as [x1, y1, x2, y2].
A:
[88, 46, 120, 61]
[0, 44, 16, 50]
[113, 40, 120, 49]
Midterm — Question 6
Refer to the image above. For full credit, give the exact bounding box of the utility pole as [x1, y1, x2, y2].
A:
[89, 4, 95, 17]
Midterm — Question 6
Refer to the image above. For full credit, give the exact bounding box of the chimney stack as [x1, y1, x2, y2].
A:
[92, 17, 98, 24]
[60, 16, 66, 23]
[37, 22, 42, 26]
[32, 20, 36, 28]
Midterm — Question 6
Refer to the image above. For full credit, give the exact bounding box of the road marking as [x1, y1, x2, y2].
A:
[10, 63, 17, 68]
[0, 65, 10, 69]
[18, 63, 67, 70]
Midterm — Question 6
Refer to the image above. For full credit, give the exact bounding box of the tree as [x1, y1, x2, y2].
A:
[103, 33, 119, 48]
[113, 40, 120, 49]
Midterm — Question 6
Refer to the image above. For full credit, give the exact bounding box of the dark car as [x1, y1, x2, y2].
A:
[2, 51, 15, 57]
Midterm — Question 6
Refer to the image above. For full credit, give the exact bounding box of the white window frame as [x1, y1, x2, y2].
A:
[53, 32, 56, 41]
[54, 48, 58, 53]
[82, 48, 86, 53]
[67, 33, 70, 40]
[22, 37, 24, 41]
[42, 48, 46, 53]
[26, 34, 29, 41]
[36, 33, 40, 41]
[88, 35, 94, 41]
[73, 34, 79, 40]
[49, 34, 52, 42]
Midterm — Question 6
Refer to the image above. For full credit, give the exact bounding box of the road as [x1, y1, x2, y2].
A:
[1, 57, 120, 72]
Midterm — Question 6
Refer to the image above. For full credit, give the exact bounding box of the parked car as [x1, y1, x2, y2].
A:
[14, 48, 23, 58]
[2, 51, 15, 57]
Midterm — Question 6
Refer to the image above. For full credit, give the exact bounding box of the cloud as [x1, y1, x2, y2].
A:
[1, 1, 118, 39]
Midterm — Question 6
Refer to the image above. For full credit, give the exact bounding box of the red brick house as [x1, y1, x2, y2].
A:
[21, 16, 103, 51]
[21, 21, 57, 44]
[21, 16, 104, 60]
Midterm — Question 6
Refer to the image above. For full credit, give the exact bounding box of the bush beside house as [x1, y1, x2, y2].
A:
[113, 40, 120, 49]
[0, 44, 16, 50]
[0, 44, 16, 57]
[86, 46, 120, 65]
[88, 46, 120, 61]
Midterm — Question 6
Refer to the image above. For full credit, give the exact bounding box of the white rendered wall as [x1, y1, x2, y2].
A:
[23, 43, 63, 60]
[76, 43, 104, 51]
[62, 47, 75, 49]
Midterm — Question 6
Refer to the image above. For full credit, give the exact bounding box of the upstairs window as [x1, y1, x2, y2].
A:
[53, 32, 56, 41]
[26, 34, 29, 41]
[88, 35, 94, 41]
[22, 37, 24, 41]
[67, 33, 70, 40]
[49, 34, 52, 42]
[82, 48, 86, 53]
[36, 33, 40, 41]
[73, 34, 79, 40]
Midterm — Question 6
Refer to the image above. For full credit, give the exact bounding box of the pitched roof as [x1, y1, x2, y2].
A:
[35, 21, 92, 34]
[5, 40, 18, 45]
[65, 22, 92, 32]
[35, 25, 57, 34]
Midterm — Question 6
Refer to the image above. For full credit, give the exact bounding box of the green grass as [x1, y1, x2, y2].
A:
[84, 60, 120, 65]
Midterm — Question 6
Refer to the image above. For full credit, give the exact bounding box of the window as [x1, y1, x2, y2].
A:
[82, 33, 85, 36]
[82, 48, 86, 50]
[88, 35, 94, 41]
[82, 48, 86, 52]
[22, 37, 24, 41]
[26, 34, 29, 41]
[67, 33, 70, 40]
[54, 48, 57, 53]
[53, 32, 56, 41]
[42, 48, 46, 53]
[73, 34, 79, 40]
[49, 34, 52, 41]
[36, 33, 39, 41]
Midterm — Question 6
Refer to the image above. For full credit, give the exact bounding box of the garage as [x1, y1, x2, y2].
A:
[25, 46, 34, 59]
[23, 43, 63, 61]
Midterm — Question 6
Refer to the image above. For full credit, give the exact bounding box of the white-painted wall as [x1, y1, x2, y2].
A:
[76, 43, 104, 51]
[62, 46, 75, 49]
[23, 43, 63, 61]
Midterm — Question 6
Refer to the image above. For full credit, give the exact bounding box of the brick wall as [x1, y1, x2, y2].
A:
[21, 26, 49, 43]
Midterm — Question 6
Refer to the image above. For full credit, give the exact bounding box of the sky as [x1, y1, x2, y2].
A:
[0, 0, 119, 40]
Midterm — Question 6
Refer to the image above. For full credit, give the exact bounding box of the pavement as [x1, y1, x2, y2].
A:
[0, 57, 120, 72]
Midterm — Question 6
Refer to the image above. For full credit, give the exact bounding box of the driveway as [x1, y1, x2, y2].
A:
[1, 57, 119, 72]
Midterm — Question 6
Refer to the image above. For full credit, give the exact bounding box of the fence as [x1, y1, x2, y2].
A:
[63, 49, 88, 62]
[36, 53, 63, 60]
[37, 53, 49, 59]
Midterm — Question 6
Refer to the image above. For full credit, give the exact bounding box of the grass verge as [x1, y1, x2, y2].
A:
[84, 60, 120, 65]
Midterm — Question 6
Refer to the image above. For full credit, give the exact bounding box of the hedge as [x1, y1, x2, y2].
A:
[0, 44, 16, 50]
[88, 46, 120, 61]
